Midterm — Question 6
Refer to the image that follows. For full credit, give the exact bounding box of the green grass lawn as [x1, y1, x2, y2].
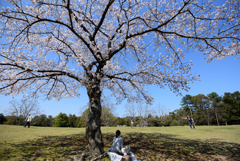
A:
[102, 125, 240, 144]
[0, 125, 240, 161]
[0, 125, 86, 144]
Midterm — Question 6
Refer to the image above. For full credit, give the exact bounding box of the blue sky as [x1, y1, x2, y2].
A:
[0, 0, 239, 118]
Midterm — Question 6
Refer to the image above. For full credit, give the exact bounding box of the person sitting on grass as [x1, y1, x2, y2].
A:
[110, 130, 124, 156]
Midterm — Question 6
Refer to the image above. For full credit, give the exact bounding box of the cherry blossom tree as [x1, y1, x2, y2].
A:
[0, 0, 239, 156]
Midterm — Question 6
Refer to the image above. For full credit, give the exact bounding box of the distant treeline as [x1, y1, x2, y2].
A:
[0, 91, 239, 127]
[0, 112, 171, 127]
[170, 91, 240, 126]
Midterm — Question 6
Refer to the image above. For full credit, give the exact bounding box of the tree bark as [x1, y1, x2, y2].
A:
[215, 108, 219, 126]
[86, 80, 104, 157]
[202, 108, 208, 126]
[207, 108, 210, 126]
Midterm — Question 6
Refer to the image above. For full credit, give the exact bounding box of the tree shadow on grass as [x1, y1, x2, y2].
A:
[0, 133, 239, 161]
[0, 134, 88, 161]
[120, 132, 240, 161]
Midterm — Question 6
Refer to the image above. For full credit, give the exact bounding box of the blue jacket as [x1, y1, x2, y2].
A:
[187, 117, 192, 123]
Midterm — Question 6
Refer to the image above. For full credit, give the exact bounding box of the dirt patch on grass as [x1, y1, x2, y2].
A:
[0, 133, 239, 161]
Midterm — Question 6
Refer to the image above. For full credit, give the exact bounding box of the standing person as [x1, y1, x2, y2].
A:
[187, 115, 195, 129]
[110, 130, 124, 156]
[192, 118, 196, 129]
[131, 119, 134, 129]
[24, 113, 32, 128]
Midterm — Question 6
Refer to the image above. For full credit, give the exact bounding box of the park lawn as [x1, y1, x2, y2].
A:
[0, 125, 240, 161]
[0, 125, 86, 144]
[102, 125, 240, 144]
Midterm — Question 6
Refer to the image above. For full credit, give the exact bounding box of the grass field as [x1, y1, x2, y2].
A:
[0, 125, 240, 160]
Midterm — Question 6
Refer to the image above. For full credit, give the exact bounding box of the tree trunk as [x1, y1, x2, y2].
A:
[86, 81, 104, 157]
[189, 105, 193, 118]
[202, 110, 209, 126]
[207, 109, 210, 126]
[140, 116, 142, 127]
[215, 108, 219, 126]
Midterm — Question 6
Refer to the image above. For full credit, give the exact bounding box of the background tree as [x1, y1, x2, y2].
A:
[136, 103, 144, 126]
[32, 114, 48, 126]
[125, 103, 137, 119]
[101, 106, 116, 126]
[4, 115, 16, 125]
[53, 112, 69, 127]
[169, 108, 188, 126]
[115, 117, 126, 126]
[136, 103, 151, 127]
[0, 113, 7, 124]
[45, 115, 54, 127]
[0, 0, 239, 156]
[101, 97, 117, 126]
[68, 114, 78, 127]
[155, 104, 169, 126]
[78, 108, 89, 127]
[192, 94, 213, 125]
[147, 114, 155, 126]
[162, 115, 173, 126]
[181, 94, 194, 117]
[122, 116, 132, 126]
[207, 92, 222, 126]
[222, 91, 240, 125]
[6, 100, 20, 125]
[6, 99, 40, 125]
